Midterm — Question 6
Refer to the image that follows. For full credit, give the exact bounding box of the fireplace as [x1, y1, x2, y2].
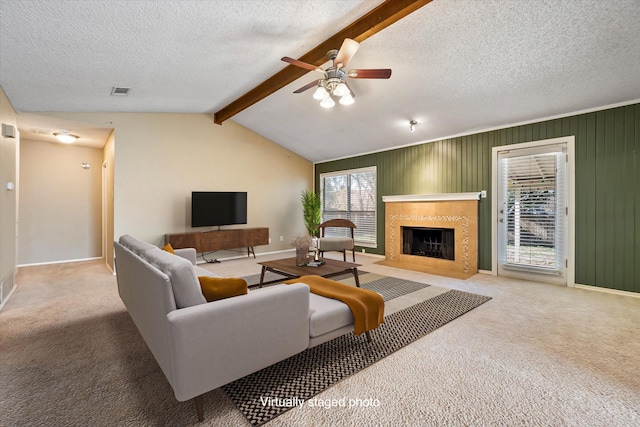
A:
[402, 227, 455, 260]
[381, 193, 480, 278]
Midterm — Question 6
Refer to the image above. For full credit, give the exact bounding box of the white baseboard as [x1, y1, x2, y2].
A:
[574, 283, 640, 299]
[17, 256, 103, 268]
[0, 283, 18, 312]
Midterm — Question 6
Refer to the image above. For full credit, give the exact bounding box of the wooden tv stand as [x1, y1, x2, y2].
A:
[166, 227, 269, 259]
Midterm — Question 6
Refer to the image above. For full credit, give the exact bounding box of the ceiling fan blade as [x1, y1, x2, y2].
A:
[333, 38, 360, 69]
[293, 80, 321, 94]
[281, 57, 324, 73]
[347, 69, 392, 79]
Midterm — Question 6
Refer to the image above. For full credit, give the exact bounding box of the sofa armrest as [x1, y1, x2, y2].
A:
[174, 248, 197, 265]
[165, 283, 310, 401]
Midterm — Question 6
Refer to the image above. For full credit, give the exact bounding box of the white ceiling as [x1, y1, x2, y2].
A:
[1, 0, 639, 161]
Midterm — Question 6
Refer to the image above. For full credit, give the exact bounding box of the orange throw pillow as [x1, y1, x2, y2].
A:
[161, 243, 175, 254]
[198, 277, 248, 302]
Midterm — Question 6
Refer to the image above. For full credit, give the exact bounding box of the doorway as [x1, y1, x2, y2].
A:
[492, 137, 575, 286]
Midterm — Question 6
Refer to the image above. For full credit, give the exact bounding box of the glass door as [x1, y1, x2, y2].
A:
[496, 143, 567, 284]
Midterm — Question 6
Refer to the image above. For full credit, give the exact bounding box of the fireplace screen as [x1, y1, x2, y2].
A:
[402, 227, 455, 260]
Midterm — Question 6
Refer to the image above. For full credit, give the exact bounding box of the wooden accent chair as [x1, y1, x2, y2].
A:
[318, 219, 357, 262]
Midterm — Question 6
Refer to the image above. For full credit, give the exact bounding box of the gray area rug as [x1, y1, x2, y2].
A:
[223, 287, 491, 426]
[362, 276, 431, 301]
[244, 271, 431, 302]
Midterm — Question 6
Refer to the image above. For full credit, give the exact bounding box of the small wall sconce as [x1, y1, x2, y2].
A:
[409, 120, 417, 132]
[81, 163, 91, 170]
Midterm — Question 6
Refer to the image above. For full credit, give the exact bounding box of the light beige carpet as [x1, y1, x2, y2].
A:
[1, 254, 639, 426]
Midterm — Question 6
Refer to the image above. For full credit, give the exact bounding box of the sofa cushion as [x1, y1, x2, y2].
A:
[194, 265, 220, 278]
[307, 293, 353, 338]
[198, 277, 248, 302]
[119, 234, 157, 256]
[145, 249, 206, 308]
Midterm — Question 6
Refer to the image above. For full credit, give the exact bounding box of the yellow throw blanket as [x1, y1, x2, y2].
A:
[284, 275, 384, 336]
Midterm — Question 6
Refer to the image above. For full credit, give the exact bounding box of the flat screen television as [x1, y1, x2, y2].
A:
[191, 191, 247, 227]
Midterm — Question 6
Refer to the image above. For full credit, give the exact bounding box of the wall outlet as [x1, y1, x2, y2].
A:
[268, 238, 271, 244]
[361, 248, 366, 253]
[480, 190, 487, 198]
[279, 236, 284, 242]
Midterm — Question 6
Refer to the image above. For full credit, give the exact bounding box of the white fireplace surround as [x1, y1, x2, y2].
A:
[382, 192, 481, 203]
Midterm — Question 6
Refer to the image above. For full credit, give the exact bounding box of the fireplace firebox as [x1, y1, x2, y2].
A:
[402, 227, 455, 260]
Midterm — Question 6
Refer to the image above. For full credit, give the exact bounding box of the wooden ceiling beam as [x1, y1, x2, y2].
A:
[213, 0, 432, 125]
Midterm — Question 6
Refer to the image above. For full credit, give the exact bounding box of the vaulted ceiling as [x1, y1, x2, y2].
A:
[1, 0, 639, 162]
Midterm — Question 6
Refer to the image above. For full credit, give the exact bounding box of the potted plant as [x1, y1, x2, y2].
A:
[301, 190, 321, 237]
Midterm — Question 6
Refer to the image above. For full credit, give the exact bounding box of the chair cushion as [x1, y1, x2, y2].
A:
[308, 293, 353, 337]
[318, 237, 354, 251]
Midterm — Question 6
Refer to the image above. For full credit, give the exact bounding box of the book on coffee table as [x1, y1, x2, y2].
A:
[306, 261, 325, 267]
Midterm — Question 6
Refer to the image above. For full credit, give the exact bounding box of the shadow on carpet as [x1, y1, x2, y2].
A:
[223, 278, 491, 426]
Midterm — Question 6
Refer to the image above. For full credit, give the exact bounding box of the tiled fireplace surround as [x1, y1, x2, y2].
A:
[382, 193, 480, 278]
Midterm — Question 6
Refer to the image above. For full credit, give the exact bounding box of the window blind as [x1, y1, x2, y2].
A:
[320, 167, 377, 247]
[498, 147, 566, 275]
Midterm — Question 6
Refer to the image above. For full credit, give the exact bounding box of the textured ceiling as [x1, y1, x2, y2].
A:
[1, 0, 639, 161]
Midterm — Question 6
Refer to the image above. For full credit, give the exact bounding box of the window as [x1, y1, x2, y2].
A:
[320, 167, 377, 247]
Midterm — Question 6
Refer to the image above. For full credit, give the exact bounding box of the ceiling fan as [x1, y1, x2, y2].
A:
[281, 38, 392, 108]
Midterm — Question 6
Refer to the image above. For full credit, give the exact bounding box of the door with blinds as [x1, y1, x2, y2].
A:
[496, 142, 568, 285]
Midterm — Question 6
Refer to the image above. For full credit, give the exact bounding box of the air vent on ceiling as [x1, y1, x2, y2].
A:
[110, 86, 131, 96]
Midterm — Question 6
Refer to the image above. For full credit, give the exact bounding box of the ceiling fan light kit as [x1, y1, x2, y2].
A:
[339, 93, 355, 105]
[283, 38, 391, 109]
[320, 96, 336, 109]
[313, 84, 329, 100]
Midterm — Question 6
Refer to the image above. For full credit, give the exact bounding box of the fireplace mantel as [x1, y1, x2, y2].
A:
[383, 192, 481, 203]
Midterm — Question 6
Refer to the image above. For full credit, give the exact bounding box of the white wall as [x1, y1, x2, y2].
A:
[18, 139, 103, 264]
[30, 112, 313, 254]
[0, 86, 18, 305]
[110, 113, 313, 250]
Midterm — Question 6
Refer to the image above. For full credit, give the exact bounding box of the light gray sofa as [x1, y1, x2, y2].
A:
[114, 234, 357, 422]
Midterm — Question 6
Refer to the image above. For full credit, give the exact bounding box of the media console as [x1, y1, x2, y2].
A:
[166, 228, 269, 260]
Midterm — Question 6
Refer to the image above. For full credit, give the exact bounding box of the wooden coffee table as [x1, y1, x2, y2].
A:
[257, 257, 362, 288]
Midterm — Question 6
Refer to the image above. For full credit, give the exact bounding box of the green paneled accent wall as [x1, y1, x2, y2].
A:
[315, 103, 639, 293]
